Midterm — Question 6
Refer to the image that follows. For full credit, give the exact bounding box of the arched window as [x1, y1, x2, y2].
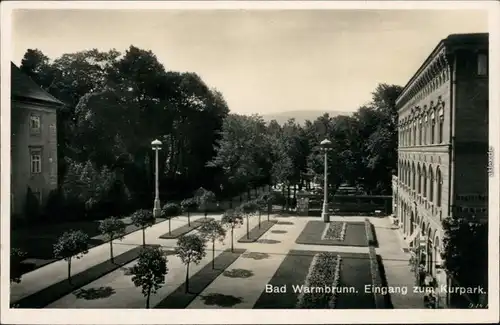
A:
[422, 165, 427, 198]
[412, 163, 416, 191]
[436, 167, 442, 207]
[429, 166, 434, 203]
[417, 164, 422, 194]
[431, 111, 436, 144]
[424, 115, 428, 145]
[413, 122, 417, 146]
[438, 106, 444, 143]
[418, 118, 422, 145]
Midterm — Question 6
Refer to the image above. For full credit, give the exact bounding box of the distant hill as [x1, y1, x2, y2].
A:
[261, 110, 353, 125]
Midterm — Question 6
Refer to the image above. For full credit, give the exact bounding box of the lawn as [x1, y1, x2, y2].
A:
[295, 221, 368, 247]
[11, 216, 167, 274]
[253, 250, 376, 309]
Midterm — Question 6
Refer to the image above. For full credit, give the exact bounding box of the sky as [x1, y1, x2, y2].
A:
[11, 9, 488, 115]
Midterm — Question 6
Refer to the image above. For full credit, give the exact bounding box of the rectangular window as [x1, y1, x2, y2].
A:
[30, 114, 41, 135]
[30, 148, 42, 174]
[477, 53, 488, 76]
[418, 121, 422, 145]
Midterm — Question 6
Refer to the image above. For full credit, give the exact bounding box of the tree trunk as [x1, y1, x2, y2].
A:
[246, 215, 250, 239]
[258, 210, 261, 228]
[267, 203, 271, 221]
[185, 263, 190, 293]
[67, 258, 72, 284]
[212, 240, 215, 269]
[231, 228, 234, 252]
[287, 185, 291, 211]
[146, 287, 151, 309]
[205, 210, 208, 219]
[188, 212, 191, 226]
[110, 240, 114, 262]
[169, 219, 172, 235]
[142, 228, 146, 246]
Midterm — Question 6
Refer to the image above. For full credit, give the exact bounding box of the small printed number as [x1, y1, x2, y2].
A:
[469, 303, 488, 308]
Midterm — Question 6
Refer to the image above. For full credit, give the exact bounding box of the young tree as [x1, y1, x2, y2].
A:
[175, 234, 206, 293]
[10, 248, 26, 284]
[98, 217, 127, 262]
[161, 202, 182, 235]
[53, 230, 90, 284]
[199, 219, 226, 269]
[254, 197, 266, 228]
[198, 190, 216, 219]
[238, 200, 258, 239]
[221, 209, 244, 252]
[130, 246, 168, 308]
[131, 209, 155, 246]
[260, 192, 273, 221]
[180, 198, 198, 226]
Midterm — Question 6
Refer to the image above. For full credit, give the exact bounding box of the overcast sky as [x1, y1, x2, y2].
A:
[11, 9, 488, 115]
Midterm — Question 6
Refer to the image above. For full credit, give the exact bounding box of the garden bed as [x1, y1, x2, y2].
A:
[154, 248, 245, 308]
[158, 218, 214, 239]
[11, 245, 159, 308]
[295, 221, 368, 247]
[321, 221, 347, 241]
[12, 218, 167, 274]
[237, 220, 278, 243]
[253, 250, 375, 309]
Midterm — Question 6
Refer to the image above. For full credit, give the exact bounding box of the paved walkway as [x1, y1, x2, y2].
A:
[368, 216, 424, 308]
[47, 214, 266, 308]
[186, 215, 303, 309]
[11, 215, 203, 302]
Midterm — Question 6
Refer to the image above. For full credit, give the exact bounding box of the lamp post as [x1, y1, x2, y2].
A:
[320, 139, 332, 223]
[151, 139, 162, 217]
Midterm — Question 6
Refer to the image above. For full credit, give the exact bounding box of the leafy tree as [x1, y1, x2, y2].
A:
[98, 217, 127, 262]
[197, 189, 216, 219]
[130, 246, 168, 308]
[131, 209, 155, 246]
[198, 219, 226, 269]
[161, 202, 182, 235]
[253, 197, 266, 228]
[221, 209, 244, 252]
[53, 230, 90, 284]
[175, 234, 206, 293]
[180, 198, 198, 226]
[238, 201, 259, 238]
[442, 216, 488, 306]
[10, 248, 26, 283]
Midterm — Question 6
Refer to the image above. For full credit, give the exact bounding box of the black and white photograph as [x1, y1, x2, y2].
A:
[1, 1, 499, 324]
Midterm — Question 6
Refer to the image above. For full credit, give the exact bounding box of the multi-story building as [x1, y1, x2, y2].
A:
[10, 62, 65, 220]
[392, 33, 489, 303]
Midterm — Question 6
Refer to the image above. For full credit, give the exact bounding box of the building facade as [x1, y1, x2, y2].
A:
[10, 63, 65, 220]
[392, 33, 489, 304]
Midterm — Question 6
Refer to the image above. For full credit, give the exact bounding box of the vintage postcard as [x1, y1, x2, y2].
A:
[1, 0, 499, 324]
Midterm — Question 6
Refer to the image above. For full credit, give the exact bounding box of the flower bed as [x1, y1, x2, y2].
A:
[368, 246, 385, 308]
[296, 252, 342, 308]
[321, 222, 346, 241]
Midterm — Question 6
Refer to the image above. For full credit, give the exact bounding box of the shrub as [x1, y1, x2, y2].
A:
[10, 248, 27, 283]
[364, 218, 376, 246]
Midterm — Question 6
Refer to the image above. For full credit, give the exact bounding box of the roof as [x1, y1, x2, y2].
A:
[11, 62, 65, 107]
[396, 33, 489, 107]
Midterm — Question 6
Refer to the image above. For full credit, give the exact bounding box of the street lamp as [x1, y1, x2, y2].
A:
[320, 138, 333, 223]
[151, 139, 162, 217]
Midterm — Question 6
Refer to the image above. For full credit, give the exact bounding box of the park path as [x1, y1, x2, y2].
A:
[186, 215, 305, 309]
[368, 216, 424, 308]
[10, 215, 201, 302]
[46, 214, 263, 308]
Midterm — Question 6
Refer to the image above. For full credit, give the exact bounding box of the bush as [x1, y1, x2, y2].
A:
[25, 187, 40, 220]
[364, 218, 376, 246]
